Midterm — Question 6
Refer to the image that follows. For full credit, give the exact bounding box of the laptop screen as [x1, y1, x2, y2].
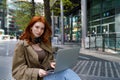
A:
[47, 47, 80, 74]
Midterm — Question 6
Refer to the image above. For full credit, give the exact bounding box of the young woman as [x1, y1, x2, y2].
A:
[12, 16, 81, 80]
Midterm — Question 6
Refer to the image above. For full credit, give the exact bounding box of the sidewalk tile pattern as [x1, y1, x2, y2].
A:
[72, 60, 120, 80]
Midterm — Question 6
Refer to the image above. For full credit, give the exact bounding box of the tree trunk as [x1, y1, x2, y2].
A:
[43, 0, 51, 26]
[31, 0, 35, 17]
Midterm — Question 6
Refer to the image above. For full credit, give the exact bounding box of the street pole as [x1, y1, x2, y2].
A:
[6, 27, 9, 56]
[52, 10, 54, 38]
[6, 0, 9, 56]
[60, 0, 64, 44]
[81, 0, 87, 48]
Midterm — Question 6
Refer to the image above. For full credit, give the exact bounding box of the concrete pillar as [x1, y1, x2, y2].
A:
[51, 10, 54, 38]
[60, 0, 64, 44]
[81, 0, 87, 48]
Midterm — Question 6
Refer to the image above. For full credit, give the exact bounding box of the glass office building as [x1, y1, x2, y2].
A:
[63, 0, 120, 51]
[51, 0, 120, 51]
[88, 0, 120, 33]
[87, 0, 120, 50]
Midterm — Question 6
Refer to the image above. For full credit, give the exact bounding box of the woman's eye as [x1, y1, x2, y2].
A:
[35, 26, 39, 28]
[41, 27, 44, 30]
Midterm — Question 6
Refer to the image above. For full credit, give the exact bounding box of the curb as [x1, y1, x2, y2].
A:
[80, 49, 120, 63]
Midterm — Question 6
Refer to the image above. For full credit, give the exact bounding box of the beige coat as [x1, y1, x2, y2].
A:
[12, 40, 54, 80]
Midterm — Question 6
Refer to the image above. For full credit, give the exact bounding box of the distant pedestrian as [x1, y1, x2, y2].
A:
[12, 16, 81, 80]
[16, 35, 19, 40]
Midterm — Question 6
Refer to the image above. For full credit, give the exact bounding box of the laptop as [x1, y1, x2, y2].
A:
[47, 47, 80, 74]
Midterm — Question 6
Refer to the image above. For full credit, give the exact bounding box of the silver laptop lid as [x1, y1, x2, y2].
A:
[54, 47, 80, 73]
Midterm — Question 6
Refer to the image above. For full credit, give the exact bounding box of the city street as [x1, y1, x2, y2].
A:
[0, 40, 17, 80]
[74, 54, 120, 80]
[0, 40, 17, 56]
[1, 0, 120, 80]
[0, 40, 120, 80]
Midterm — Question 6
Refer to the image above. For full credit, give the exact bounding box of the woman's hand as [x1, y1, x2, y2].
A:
[50, 61, 56, 69]
[39, 69, 48, 77]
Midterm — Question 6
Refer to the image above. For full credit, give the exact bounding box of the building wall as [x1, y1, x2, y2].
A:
[88, 0, 116, 34]
[0, 0, 6, 33]
[87, 0, 120, 49]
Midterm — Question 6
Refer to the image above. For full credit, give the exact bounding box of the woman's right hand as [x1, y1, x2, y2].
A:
[50, 61, 56, 69]
[39, 69, 48, 77]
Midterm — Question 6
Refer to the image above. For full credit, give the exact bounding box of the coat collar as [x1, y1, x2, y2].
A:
[22, 40, 53, 68]
[40, 42, 52, 53]
[22, 40, 40, 66]
[23, 40, 52, 54]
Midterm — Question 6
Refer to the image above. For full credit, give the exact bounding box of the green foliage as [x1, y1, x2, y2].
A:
[14, 2, 32, 30]
[0, 0, 7, 10]
[13, 1, 44, 30]
[51, 0, 79, 16]
[35, 3, 44, 16]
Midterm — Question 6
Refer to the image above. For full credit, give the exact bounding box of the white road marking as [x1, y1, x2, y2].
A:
[79, 56, 90, 60]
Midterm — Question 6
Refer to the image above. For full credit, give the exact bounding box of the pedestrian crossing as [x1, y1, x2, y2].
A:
[73, 60, 120, 79]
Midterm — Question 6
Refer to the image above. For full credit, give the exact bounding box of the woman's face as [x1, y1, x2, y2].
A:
[31, 22, 45, 37]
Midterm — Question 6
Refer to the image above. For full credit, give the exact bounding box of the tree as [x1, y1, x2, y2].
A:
[35, 3, 44, 16]
[31, 0, 35, 16]
[51, 0, 79, 16]
[13, 1, 44, 30]
[43, 0, 51, 26]
[14, 1, 32, 30]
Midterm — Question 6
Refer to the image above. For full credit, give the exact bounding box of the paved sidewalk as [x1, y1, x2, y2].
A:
[80, 48, 120, 63]
[53, 43, 120, 80]
[53, 43, 120, 63]
[0, 56, 13, 80]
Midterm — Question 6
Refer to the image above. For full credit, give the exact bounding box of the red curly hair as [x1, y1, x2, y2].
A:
[19, 16, 52, 45]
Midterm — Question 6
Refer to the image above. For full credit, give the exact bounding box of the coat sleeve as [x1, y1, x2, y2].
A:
[12, 41, 40, 80]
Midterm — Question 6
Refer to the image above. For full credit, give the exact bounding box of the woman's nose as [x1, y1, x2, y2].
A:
[38, 29, 41, 32]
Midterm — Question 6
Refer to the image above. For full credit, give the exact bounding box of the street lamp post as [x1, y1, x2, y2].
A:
[6, 27, 9, 56]
[81, 0, 87, 48]
[6, 0, 10, 56]
[60, 0, 64, 44]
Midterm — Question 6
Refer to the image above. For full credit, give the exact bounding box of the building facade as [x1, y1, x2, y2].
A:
[0, 0, 17, 35]
[87, 0, 120, 51]
[51, 0, 120, 51]
[0, 0, 6, 33]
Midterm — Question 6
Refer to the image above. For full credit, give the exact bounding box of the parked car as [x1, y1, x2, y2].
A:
[0, 35, 10, 40]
